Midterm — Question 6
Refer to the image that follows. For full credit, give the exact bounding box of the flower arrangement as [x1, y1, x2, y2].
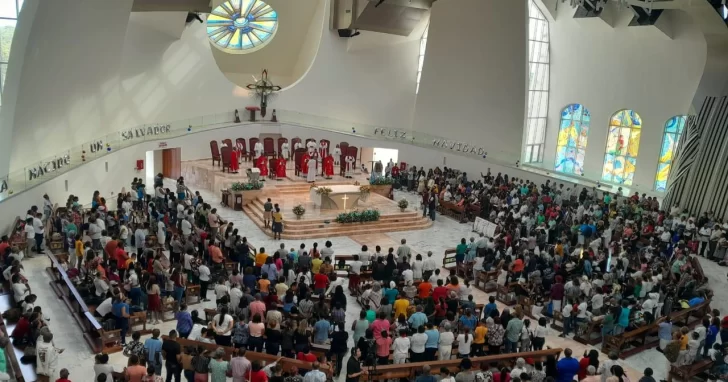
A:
[315, 187, 333, 196]
[231, 181, 264, 192]
[292, 204, 306, 218]
[398, 198, 409, 211]
[309, 182, 317, 189]
[359, 185, 371, 194]
[335, 209, 380, 224]
[370, 177, 394, 185]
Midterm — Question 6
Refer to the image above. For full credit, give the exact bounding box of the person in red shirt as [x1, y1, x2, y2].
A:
[250, 360, 268, 382]
[104, 239, 118, 262]
[209, 244, 223, 265]
[417, 280, 432, 299]
[115, 246, 129, 280]
[55, 368, 71, 382]
[297, 347, 317, 363]
[0, 236, 10, 261]
[371, 312, 390, 340]
[313, 272, 329, 294]
[432, 279, 448, 302]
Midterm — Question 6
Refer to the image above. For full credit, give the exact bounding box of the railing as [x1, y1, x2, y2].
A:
[0, 109, 520, 203]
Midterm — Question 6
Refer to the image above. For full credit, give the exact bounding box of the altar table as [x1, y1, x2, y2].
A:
[310, 185, 361, 210]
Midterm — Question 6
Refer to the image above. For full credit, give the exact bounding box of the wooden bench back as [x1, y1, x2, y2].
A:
[443, 248, 457, 270]
[368, 348, 563, 381]
[163, 336, 330, 371]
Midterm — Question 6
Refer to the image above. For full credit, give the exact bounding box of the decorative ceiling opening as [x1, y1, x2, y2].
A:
[207, 0, 279, 54]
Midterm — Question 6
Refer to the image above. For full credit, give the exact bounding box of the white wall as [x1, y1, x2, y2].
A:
[541, 7, 707, 192]
[2, 122, 584, 235]
[4, 0, 419, 174]
[412, 0, 528, 163]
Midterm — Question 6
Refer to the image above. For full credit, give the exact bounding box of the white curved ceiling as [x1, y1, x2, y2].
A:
[209, 0, 325, 89]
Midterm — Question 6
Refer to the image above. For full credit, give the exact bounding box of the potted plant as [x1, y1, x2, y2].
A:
[359, 185, 371, 202]
[315, 187, 333, 196]
[398, 198, 409, 212]
[293, 204, 306, 219]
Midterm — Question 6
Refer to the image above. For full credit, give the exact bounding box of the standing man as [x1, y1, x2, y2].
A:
[36, 332, 64, 381]
[33, 212, 44, 253]
[263, 199, 273, 229]
[162, 330, 182, 382]
[396, 239, 410, 263]
[208, 208, 221, 242]
[556, 348, 579, 382]
[346, 348, 364, 382]
[144, 329, 163, 375]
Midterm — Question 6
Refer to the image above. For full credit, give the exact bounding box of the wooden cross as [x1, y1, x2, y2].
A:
[341, 194, 349, 211]
[246, 69, 281, 118]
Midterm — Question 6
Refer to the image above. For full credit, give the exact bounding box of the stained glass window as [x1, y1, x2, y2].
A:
[523, 0, 550, 163]
[601, 110, 642, 185]
[554, 104, 590, 175]
[654, 116, 686, 192]
[207, 0, 278, 54]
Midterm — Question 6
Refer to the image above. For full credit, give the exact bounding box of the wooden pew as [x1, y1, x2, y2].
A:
[602, 320, 660, 359]
[0, 294, 35, 382]
[670, 300, 710, 329]
[574, 316, 604, 346]
[163, 336, 330, 372]
[474, 270, 498, 292]
[669, 358, 713, 381]
[495, 283, 518, 306]
[442, 248, 457, 271]
[46, 252, 127, 353]
[365, 348, 563, 381]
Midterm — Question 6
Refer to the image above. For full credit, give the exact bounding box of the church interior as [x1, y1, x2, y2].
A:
[1, 0, 728, 381]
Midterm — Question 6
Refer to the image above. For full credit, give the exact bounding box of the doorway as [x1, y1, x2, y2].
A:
[162, 148, 181, 179]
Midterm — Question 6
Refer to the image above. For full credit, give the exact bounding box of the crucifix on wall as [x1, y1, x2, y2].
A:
[246, 69, 281, 118]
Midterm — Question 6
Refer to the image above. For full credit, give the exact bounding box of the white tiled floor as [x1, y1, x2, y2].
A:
[23, 182, 708, 381]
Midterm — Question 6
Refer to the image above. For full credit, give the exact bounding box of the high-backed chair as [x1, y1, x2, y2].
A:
[249, 137, 260, 161]
[222, 138, 233, 148]
[278, 138, 288, 158]
[291, 137, 302, 154]
[338, 142, 349, 176]
[263, 137, 276, 158]
[221, 146, 232, 173]
[210, 141, 221, 167]
[294, 148, 306, 176]
[235, 138, 248, 161]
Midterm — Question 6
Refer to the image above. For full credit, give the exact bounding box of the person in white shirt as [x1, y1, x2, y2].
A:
[181, 219, 192, 237]
[391, 330, 411, 364]
[36, 332, 64, 380]
[32, 213, 45, 253]
[591, 288, 604, 315]
[456, 328, 472, 357]
[198, 263, 211, 302]
[402, 268, 414, 284]
[24, 219, 35, 256]
[423, 251, 437, 280]
[410, 326, 428, 362]
[438, 325, 455, 360]
[119, 223, 129, 248]
[359, 246, 371, 267]
[229, 285, 243, 310]
[95, 297, 113, 319]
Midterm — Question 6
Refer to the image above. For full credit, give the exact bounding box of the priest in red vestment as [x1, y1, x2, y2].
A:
[230, 148, 240, 173]
[391, 164, 399, 178]
[256, 155, 269, 177]
[276, 157, 286, 179]
[323, 155, 334, 178]
[301, 152, 311, 175]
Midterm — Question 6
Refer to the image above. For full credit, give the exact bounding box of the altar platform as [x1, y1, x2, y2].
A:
[242, 183, 430, 238]
[181, 159, 369, 193]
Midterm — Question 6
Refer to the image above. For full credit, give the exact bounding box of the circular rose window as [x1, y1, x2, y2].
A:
[207, 0, 279, 54]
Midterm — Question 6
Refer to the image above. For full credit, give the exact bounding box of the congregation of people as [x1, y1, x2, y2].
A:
[1, 162, 727, 382]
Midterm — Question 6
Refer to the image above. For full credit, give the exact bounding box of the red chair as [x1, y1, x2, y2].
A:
[347, 146, 358, 170]
[222, 139, 233, 148]
[291, 137, 302, 153]
[294, 148, 305, 176]
[210, 141, 221, 167]
[235, 138, 248, 161]
[263, 137, 276, 158]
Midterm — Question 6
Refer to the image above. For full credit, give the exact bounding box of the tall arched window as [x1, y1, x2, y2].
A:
[554, 103, 590, 175]
[602, 109, 642, 185]
[523, 0, 550, 163]
[654, 115, 686, 192]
